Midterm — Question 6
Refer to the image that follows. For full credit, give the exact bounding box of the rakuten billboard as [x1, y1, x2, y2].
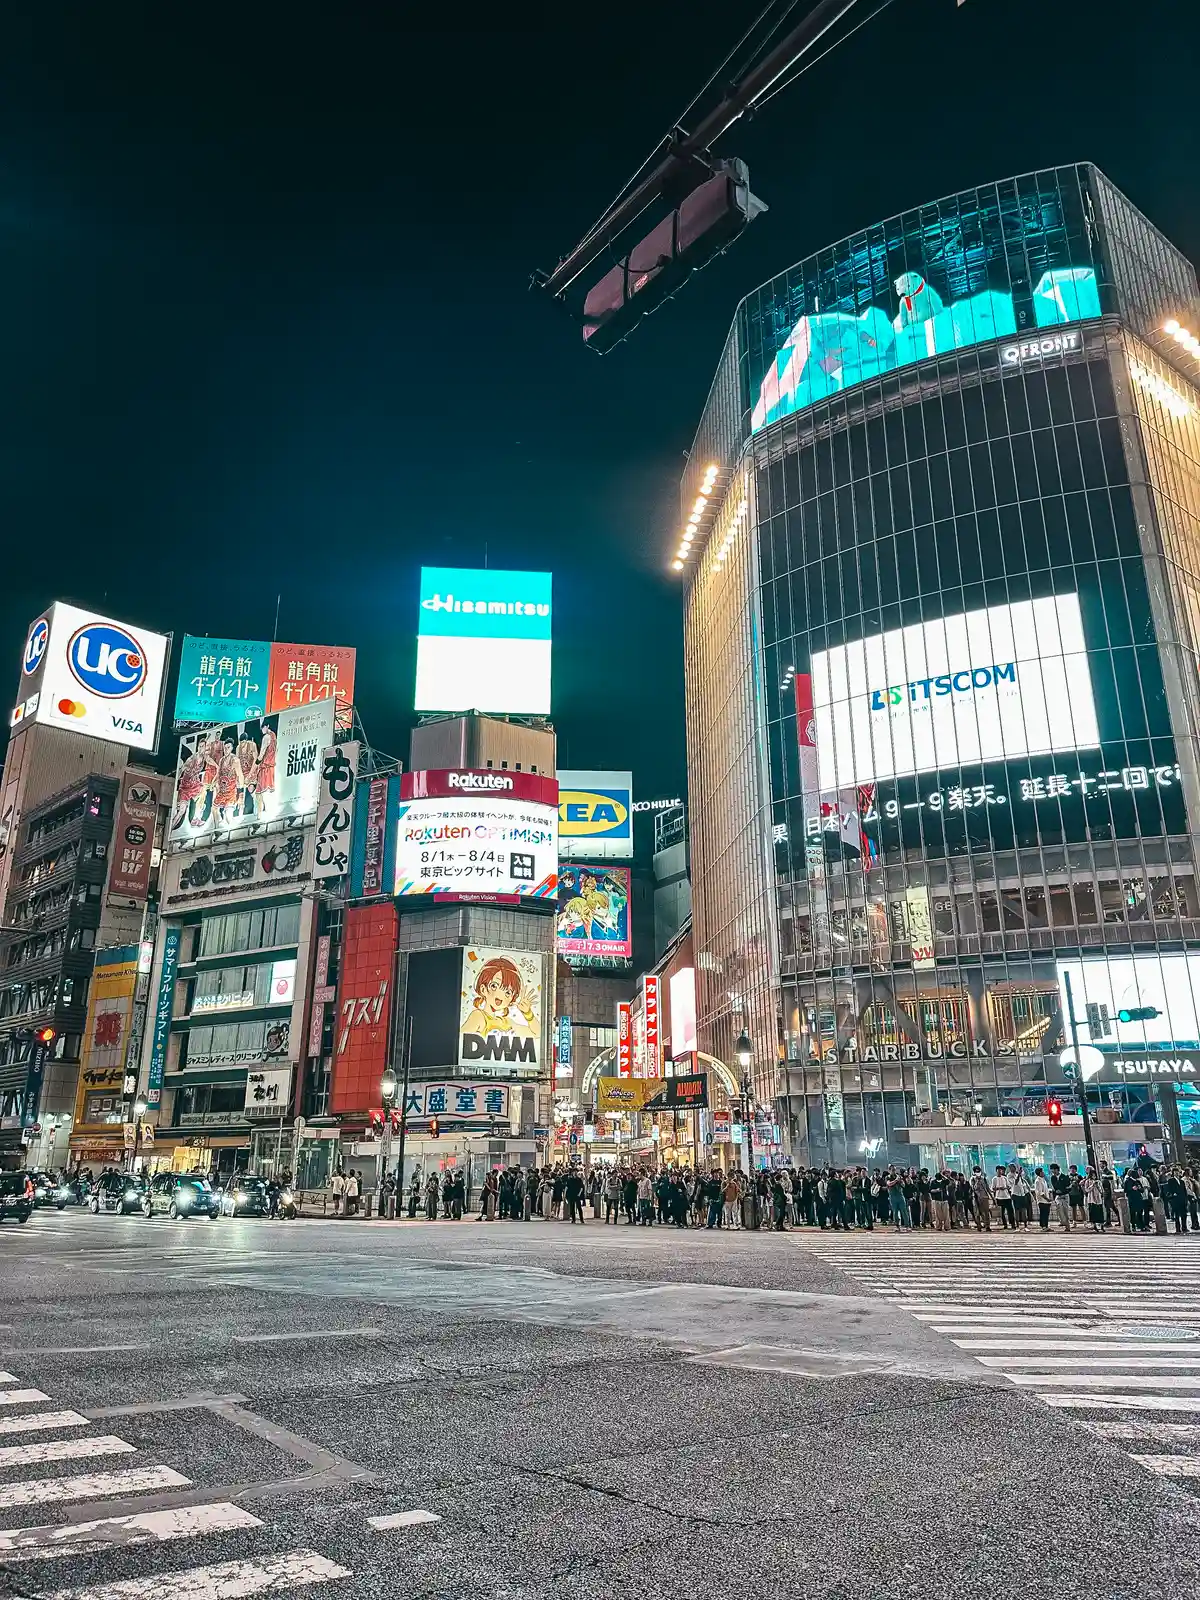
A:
[810, 594, 1099, 788]
[394, 769, 558, 903]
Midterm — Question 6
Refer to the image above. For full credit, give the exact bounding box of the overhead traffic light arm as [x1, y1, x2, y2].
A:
[536, 0, 862, 301]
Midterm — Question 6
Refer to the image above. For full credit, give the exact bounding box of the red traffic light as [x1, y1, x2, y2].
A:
[1046, 1098, 1063, 1126]
[35, 1026, 56, 1045]
[429, 1116, 440, 1139]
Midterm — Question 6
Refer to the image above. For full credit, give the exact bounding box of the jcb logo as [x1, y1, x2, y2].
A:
[558, 789, 630, 837]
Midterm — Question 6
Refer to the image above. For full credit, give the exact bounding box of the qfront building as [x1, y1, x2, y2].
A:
[682, 164, 1200, 1169]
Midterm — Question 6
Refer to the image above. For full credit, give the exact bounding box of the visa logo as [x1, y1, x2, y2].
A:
[112, 717, 145, 735]
[558, 790, 630, 836]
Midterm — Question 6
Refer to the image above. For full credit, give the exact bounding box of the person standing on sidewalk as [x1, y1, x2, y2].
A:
[1050, 1164, 1072, 1232]
[1033, 1168, 1052, 1231]
[992, 1166, 1015, 1230]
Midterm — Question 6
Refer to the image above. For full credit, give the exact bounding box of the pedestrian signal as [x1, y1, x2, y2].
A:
[429, 1116, 440, 1139]
[1046, 1098, 1063, 1126]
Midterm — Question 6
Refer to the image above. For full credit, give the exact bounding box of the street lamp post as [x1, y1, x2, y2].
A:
[735, 1030, 759, 1230]
[1061, 970, 1099, 1176]
[128, 1100, 147, 1174]
[378, 1068, 397, 1218]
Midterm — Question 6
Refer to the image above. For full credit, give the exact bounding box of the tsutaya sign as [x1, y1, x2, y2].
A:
[1065, 1048, 1200, 1084]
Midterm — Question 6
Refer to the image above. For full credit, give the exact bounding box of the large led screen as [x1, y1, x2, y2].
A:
[810, 595, 1099, 790]
[414, 567, 552, 715]
[1058, 953, 1200, 1053]
[394, 769, 558, 902]
[752, 267, 1100, 432]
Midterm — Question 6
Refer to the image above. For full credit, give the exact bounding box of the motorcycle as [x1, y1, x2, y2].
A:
[276, 1187, 298, 1220]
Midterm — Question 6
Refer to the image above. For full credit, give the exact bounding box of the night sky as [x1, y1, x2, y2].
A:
[0, 1, 1193, 799]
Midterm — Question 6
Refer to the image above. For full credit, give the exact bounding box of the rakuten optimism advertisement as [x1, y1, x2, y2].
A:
[394, 769, 558, 902]
[810, 594, 1099, 788]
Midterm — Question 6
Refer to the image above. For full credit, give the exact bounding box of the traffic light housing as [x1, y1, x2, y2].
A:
[429, 1116, 440, 1139]
[34, 1026, 56, 1045]
[1117, 1006, 1161, 1023]
[1046, 1098, 1063, 1126]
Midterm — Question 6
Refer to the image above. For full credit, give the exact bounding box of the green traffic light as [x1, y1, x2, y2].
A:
[1116, 1006, 1162, 1023]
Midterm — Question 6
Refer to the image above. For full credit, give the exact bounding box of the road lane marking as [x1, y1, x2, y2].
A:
[0, 1466, 189, 1509]
[1042, 1394, 1200, 1411]
[38, 1548, 351, 1599]
[977, 1355, 1200, 1369]
[1003, 1372, 1200, 1389]
[1084, 1422, 1200, 1441]
[0, 1435, 133, 1468]
[0, 1410, 89, 1436]
[0, 1501, 262, 1559]
[231, 1329, 383, 1344]
[368, 1509, 441, 1529]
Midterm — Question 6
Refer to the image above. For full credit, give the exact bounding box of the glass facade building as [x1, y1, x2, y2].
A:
[682, 165, 1200, 1167]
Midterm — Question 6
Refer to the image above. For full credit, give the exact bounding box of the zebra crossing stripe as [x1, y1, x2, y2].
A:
[0, 1465, 188, 1509]
[0, 1434, 134, 1468]
[1084, 1422, 1200, 1441]
[0, 1410, 89, 1436]
[38, 1548, 352, 1600]
[955, 1340, 1200, 1353]
[1041, 1393, 1200, 1411]
[368, 1509, 441, 1530]
[0, 1389, 49, 1407]
[0, 1373, 18, 1384]
[0, 1503, 263, 1561]
[978, 1355, 1200, 1369]
[1003, 1372, 1200, 1389]
[1130, 1455, 1200, 1477]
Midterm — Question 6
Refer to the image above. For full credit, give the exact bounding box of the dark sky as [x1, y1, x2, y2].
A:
[0, 0, 1194, 798]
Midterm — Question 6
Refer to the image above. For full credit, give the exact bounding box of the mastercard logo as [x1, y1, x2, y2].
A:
[57, 699, 87, 718]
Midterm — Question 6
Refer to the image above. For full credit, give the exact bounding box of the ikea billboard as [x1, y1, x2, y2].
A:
[557, 771, 633, 861]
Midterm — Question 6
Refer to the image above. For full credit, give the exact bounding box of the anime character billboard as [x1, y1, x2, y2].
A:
[168, 699, 335, 848]
[557, 864, 632, 960]
[458, 947, 543, 1072]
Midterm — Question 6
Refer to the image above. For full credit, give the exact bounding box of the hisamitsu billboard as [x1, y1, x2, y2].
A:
[414, 566, 552, 716]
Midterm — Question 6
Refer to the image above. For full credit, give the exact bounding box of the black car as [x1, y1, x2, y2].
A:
[143, 1172, 220, 1220]
[89, 1172, 148, 1215]
[0, 1170, 35, 1224]
[219, 1177, 271, 1217]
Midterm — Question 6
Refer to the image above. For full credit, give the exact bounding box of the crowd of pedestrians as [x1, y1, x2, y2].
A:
[384, 1157, 1200, 1236]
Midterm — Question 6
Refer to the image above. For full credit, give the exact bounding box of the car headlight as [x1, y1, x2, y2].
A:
[282, 1189, 294, 1202]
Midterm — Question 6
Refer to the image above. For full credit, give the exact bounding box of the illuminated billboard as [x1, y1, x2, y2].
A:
[558, 864, 632, 960]
[810, 595, 1099, 790]
[175, 637, 355, 730]
[752, 267, 1100, 432]
[414, 567, 552, 715]
[395, 769, 558, 902]
[167, 698, 336, 849]
[11, 602, 170, 751]
[557, 771, 633, 860]
[459, 947, 544, 1075]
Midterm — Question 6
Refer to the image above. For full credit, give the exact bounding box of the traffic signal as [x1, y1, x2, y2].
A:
[429, 1116, 440, 1139]
[1117, 1006, 1161, 1023]
[34, 1026, 56, 1045]
[1046, 1098, 1063, 1126]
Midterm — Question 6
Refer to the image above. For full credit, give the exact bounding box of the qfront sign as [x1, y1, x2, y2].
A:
[810, 594, 1100, 788]
[414, 566, 552, 716]
[11, 602, 170, 751]
[1000, 329, 1083, 366]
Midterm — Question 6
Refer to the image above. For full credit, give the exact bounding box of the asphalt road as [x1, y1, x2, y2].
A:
[1, 1208, 1198, 1599]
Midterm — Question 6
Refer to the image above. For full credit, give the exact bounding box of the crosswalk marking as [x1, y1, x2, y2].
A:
[0, 1464, 189, 1509]
[0, 1367, 356, 1596]
[807, 1233, 1200, 1486]
[1131, 1455, 1200, 1477]
[367, 1509, 441, 1530]
[0, 1502, 263, 1560]
[0, 1409, 89, 1436]
[0, 1434, 134, 1468]
[39, 1549, 352, 1600]
[0, 1388, 49, 1406]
